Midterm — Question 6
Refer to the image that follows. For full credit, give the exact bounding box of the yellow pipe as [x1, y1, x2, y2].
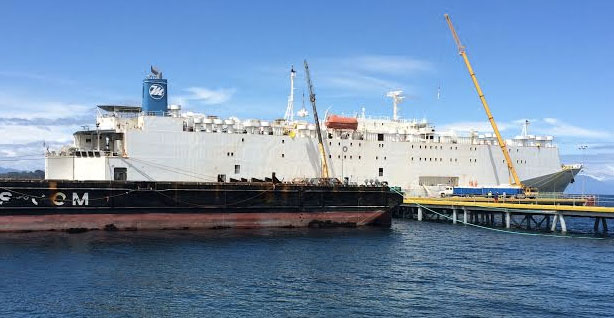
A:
[444, 14, 522, 187]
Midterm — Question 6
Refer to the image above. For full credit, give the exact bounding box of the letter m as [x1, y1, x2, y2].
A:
[72, 192, 89, 206]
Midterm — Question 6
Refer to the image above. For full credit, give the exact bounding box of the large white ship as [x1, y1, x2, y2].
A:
[45, 67, 581, 196]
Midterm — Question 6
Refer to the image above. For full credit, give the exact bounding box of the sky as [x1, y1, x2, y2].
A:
[0, 0, 613, 181]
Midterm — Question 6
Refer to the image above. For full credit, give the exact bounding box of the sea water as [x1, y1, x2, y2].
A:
[1, 217, 613, 317]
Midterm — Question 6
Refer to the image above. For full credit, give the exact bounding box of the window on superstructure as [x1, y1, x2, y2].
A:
[113, 167, 127, 181]
[359, 156, 361, 160]
[350, 143, 353, 146]
[282, 154, 285, 158]
[85, 138, 91, 143]
[411, 157, 414, 161]
[338, 142, 341, 146]
[329, 155, 332, 159]
[384, 156, 387, 160]
[376, 156, 378, 160]
[338, 155, 341, 159]
[282, 140, 285, 144]
[241, 138, 244, 142]
[379, 168, 383, 177]
[377, 134, 384, 141]
[234, 165, 241, 174]
[350, 156, 352, 159]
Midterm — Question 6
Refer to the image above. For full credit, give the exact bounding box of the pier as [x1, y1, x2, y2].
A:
[396, 197, 614, 234]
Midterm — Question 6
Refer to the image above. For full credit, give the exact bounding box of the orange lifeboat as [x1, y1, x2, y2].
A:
[325, 115, 358, 130]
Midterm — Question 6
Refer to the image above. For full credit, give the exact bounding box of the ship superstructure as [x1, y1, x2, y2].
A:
[45, 67, 580, 196]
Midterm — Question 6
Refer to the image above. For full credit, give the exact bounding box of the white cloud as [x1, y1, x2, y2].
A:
[0, 92, 92, 120]
[0, 124, 77, 144]
[336, 56, 434, 75]
[562, 153, 614, 182]
[439, 120, 511, 133]
[172, 87, 236, 107]
[0, 71, 76, 86]
[440, 117, 612, 140]
[539, 118, 611, 139]
[321, 73, 401, 93]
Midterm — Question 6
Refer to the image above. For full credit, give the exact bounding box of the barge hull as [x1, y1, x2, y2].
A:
[0, 210, 391, 232]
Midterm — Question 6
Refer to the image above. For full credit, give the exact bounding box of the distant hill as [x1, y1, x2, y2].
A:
[0, 167, 17, 174]
[565, 175, 614, 195]
[0, 169, 45, 179]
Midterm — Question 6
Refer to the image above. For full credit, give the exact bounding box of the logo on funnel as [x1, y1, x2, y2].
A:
[149, 84, 165, 100]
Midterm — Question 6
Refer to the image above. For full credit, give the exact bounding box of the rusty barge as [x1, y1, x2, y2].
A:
[0, 179, 401, 232]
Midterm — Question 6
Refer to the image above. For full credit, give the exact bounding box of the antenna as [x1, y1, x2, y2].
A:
[386, 90, 405, 121]
[284, 66, 296, 122]
[150, 65, 162, 79]
[297, 90, 308, 117]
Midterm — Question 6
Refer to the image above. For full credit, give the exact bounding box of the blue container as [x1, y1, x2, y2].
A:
[453, 187, 523, 196]
[142, 78, 168, 113]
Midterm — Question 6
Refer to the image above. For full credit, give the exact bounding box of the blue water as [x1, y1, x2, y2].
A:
[1, 220, 614, 317]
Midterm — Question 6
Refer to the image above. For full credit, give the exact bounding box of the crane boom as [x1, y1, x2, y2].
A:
[444, 14, 522, 187]
[304, 59, 330, 179]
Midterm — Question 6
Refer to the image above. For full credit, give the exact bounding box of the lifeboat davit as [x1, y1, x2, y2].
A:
[325, 115, 358, 130]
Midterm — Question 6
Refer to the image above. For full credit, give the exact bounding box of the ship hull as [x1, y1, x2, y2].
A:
[522, 167, 581, 193]
[0, 180, 399, 232]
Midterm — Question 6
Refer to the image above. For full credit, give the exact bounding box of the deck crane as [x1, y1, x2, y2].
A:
[304, 59, 330, 179]
[444, 14, 523, 188]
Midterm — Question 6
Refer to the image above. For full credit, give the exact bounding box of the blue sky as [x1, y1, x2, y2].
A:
[0, 0, 613, 180]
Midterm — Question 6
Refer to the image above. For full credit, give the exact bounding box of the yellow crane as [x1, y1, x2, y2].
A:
[444, 14, 522, 187]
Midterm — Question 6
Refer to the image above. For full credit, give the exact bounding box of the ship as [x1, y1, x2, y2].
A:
[0, 66, 405, 232]
[43, 67, 580, 197]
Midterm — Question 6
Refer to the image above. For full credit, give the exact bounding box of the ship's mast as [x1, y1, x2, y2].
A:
[387, 90, 405, 121]
[444, 13, 522, 187]
[304, 60, 330, 179]
[521, 120, 530, 137]
[284, 66, 296, 122]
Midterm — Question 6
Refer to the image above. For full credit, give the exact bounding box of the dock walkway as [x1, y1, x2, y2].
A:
[399, 197, 614, 234]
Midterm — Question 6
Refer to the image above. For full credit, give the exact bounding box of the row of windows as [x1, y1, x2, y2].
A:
[329, 141, 363, 147]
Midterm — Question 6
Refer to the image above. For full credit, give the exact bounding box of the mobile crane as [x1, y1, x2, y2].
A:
[444, 14, 528, 192]
[304, 59, 330, 179]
